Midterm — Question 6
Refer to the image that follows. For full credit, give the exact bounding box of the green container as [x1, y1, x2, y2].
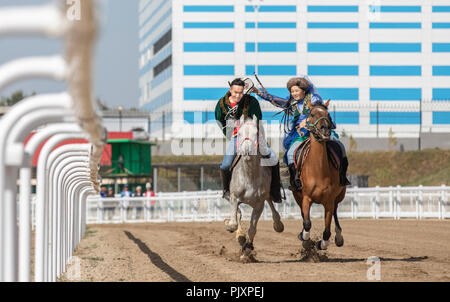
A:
[108, 139, 156, 176]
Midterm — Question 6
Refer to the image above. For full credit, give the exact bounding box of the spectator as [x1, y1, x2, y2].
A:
[134, 185, 144, 197]
[120, 184, 132, 198]
[144, 182, 156, 218]
[107, 187, 114, 197]
[100, 186, 107, 198]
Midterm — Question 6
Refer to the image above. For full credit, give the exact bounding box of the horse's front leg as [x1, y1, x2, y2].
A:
[299, 195, 313, 248]
[242, 203, 264, 259]
[225, 194, 239, 233]
[235, 208, 247, 246]
[317, 205, 333, 250]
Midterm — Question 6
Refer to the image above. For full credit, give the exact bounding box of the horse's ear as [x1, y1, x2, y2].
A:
[324, 99, 330, 108]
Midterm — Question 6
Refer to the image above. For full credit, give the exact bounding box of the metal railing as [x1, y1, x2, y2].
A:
[84, 185, 449, 224]
[0, 0, 106, 282]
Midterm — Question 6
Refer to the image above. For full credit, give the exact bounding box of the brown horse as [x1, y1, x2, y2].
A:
[292, 99, 346, 250]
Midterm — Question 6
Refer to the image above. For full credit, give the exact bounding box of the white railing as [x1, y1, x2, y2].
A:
[0, 0, 106, 282]
[84, 185, 449, 224]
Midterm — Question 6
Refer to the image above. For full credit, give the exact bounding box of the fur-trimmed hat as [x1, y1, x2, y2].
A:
[286, 77, 311, 92]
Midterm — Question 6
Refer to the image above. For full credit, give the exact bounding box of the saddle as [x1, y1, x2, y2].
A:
[293, 138, 343, 172]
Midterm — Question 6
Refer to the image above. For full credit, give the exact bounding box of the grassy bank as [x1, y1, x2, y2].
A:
[152, 148, 450, 187]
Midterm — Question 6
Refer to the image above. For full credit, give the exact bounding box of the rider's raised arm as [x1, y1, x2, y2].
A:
[311, 93, 324, 105]
[255, 90, 290, 109]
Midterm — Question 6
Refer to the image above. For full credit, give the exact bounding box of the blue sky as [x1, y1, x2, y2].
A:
[0, 0, 140, 109]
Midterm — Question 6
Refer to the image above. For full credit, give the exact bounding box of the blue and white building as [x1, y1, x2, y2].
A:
[138, 0, 450, 140]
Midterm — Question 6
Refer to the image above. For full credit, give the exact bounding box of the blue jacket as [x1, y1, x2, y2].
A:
[257, 90, 325, 150]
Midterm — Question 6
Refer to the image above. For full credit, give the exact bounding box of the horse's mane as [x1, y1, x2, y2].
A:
[310, 102, 329, 112]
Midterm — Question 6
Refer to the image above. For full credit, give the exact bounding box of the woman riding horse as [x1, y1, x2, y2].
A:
[252, 76, 351, 192]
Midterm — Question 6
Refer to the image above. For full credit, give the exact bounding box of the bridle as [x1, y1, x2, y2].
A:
[306, 108, 332, 142]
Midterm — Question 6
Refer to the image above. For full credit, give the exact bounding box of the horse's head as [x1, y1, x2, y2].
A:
[237, 115, 259, 157]
[306, 99, 332, 142]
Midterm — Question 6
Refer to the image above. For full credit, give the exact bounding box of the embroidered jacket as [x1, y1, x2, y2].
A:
[215, 91, 262, 138]
[256, 90, 329, 149]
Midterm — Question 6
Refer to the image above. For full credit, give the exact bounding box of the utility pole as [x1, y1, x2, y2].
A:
[418, 98, 422, 150]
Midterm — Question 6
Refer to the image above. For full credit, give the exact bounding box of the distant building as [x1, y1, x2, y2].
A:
[138, 1, 450, 140]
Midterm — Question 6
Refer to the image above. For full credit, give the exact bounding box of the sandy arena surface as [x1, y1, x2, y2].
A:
[61, 219, 450, 282]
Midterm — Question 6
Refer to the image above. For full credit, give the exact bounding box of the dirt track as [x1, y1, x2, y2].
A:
[63, 219, 450, 282]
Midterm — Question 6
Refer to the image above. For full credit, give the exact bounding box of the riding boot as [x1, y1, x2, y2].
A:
[220, 169, 232, 200]
[270, 163, 284, 203]
[288, 163, 302, 193]
[340, 157, 351, 186]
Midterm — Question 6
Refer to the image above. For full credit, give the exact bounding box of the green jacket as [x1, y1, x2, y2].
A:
[215, 91, 262, 137]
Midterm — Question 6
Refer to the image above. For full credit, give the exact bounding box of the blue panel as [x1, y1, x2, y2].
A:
[370, 88, 421, 101]
[184, 112, 215, 124]
[262, 112, 283, 122]
[308, 43, 358, 52]
[370, 112, 420, 124]
[246, 5, 296, 12]
[433, 66, 450, 76]
[433, 88, 450, 100]
[433, 6, 450, 12]
[183, 43, 234, 52]
[433, 43, 450, 52]
[184, 88, 228, 100]
[318, 88, 359, 101]
[333, 112, 359, 124]
[308, 6, 358, 12]
[370, 66, 421, 76]
[183, 22, 234, 28]
[370, 6, 421, 13]
[246, 65, 297, 76]
[151, 66, 172, 88]
[140, 1, 170, 38]
[245, 42, 296, 52]
[141, 89, 172, 112]
[308, 22, 358, 28]
[370, 22, 421, 29]
[370, 43, 421, 52]
[433, 112, 450, 124]
[184, 65, 234, 76]
[432, 23, 450, 28]
[308, 65, 358, 76]
[246, 22, 296, 28]
[141, 8, 172, 43]
[183, 5, 234, 12]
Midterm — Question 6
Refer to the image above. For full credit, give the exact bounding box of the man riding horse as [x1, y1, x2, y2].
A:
[215, 78, 283, 203]
[251, 76, 351, 192]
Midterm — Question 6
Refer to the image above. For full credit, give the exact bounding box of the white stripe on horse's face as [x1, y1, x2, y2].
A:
[237, 118, 259, 156]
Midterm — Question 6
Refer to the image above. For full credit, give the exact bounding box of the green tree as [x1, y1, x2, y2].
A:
[1, 91, 25, 106]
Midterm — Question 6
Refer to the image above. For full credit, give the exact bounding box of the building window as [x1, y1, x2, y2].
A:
[153, 29, 172, 55]
[153, 55, 172, 77]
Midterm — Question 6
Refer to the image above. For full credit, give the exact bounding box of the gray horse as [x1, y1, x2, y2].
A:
[224, 115, 284, 262]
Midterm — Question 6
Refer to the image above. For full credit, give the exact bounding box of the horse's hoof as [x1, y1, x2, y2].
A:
[298, 230, 310, 241]
[273, 221, 284, 233]
[242, 242, 254, 253]
[335, 235, 344, 247]
[302, 239, 313, 249]
[238, 235, 247, 246]
[226, 223, 238, 233]
[317, 240, 329, 250]
[224, 219, 229, 225]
